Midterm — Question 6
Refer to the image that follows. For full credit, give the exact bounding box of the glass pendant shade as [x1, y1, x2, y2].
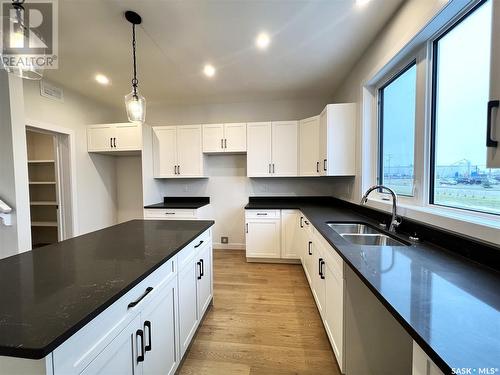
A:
[125, 92, 146, 124]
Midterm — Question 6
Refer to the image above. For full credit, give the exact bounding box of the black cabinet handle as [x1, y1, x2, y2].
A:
[308, 241, 312, 255]
[194, 240, 204, 248]
[200, 259, 204, 277]
[136, 329, 145, 363]
[319, 259, 325, 279]
[256, 213, 267, 216]
[304, 220, 309, 226]
[113, 138, 117, 148]
[110, 137, 113, 148]
[487, 100, 499, 147]
[272, 163, 275, 173]
[246, 223, 248, 233]
[323, 159, 327, 171]
[197, 261, 202, 280]
[178, 165, 181, 174]
[144, 321, 152, 352]
[300, 216, 304, 228]
[269, 163, 271, 173]
[224, 139, 227, 149]
[221, 139, 224, 149]
[316, 161, 319, 173]
[318, 258, 322, 276]
[128, 287, 153, 308]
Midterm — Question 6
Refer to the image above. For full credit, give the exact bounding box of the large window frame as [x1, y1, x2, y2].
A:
[367, 0, 499, 237]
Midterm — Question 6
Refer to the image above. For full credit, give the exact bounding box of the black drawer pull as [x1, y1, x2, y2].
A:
[487, 100, 499, 147]
[323, 159, 327, 171]
[136, 329, 145, 363]
[308, 241, 312, 255]
[200, 259, 204, 277]
[194, 240, 204, 248]
[144, 321, 152, 352]
[165, 212, 175, 215]
[128, 287, 153, 308]
[319, 258, 325, 279]
[300, 216, 304, 228]
[316, 161, 319, 173]
[256, 213, 268, 216]
[197, 261, 202, 280]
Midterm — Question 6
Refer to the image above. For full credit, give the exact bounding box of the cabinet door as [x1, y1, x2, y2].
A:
[311, 242, 326, 316]
[247, 122, 272, 177]
[281, 210, 300, 259]
[245, 219, 281, 258]
[178, 261, 198, 357]
[87, 125, 113, 152]
[80, 315, 142, 375]
[202, 124, 224, 153]
[177, 125, 203, 177]
[324, 263, 344, 372]
[114, 123, 142, 151]
[303, 225, 314, 285]
[319, 107, 328, 176]
[153, 127, 177, 178]
[271, 121, 298, 176]
[487, 0, 500, 167]
[299, 116, 320, 176]
[224, 123, 247, 152]
[196, 243, 212, 317]
[141, 278, 179, 375]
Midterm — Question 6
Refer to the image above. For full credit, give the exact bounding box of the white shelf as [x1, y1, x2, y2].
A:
[31, 221, 58, 227]
[29, 181, 56, 185]
[30, 201, 58, 206]
[28, 160, 55, 164]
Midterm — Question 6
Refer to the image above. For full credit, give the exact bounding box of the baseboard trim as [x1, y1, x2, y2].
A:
[246, 257, 301, 264]
[212, 242, 245, 250]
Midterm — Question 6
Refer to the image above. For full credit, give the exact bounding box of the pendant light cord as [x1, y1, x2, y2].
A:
[132, 23, 138, 97]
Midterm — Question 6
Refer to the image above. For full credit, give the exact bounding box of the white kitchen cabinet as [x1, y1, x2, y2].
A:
[487, 0, 500, 167]
[247, 121, 298, 177]
[80, 315, 141, 375]
[319, 104, 356, 176]
[178, 255, 199, 357]
[302, 219, 314, 285]
[412, 341, 444, 375]
[152, 125, 204, 178]
[271, 121, 298, 176]
[281, 210, 301, 259]
[245, 210, 281, 259]
[141, 276, 179, 375]
[203, 123, 246, 153]
[87, 123, 142, 153]
[299, 116, 320, 176]
[311, 238, 326, 315]
[324, 260, 344, 372]
[196, 241, 213, 316]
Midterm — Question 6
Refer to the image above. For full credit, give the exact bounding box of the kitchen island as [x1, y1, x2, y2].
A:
[0, 219, 214, 375]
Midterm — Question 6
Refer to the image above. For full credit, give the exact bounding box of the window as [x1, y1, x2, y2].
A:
[378, 62, 417, 196]
[431, 0, 500, 215]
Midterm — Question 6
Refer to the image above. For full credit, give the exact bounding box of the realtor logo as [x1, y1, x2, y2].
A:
[0, 0, 58, 70]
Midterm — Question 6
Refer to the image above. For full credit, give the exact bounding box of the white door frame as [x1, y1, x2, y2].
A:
[25, 118, 78, 238]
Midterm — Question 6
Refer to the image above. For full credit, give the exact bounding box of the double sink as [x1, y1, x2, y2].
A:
[327, 223, 408, 247]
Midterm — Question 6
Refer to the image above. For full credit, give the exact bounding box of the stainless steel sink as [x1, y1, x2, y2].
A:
[327, 223, 379, 235]
[327, 222, 408, 246]
[340, 233, 407, 246]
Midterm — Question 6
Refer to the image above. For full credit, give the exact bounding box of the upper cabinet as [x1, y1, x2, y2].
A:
[202, 123, 246, 153]
[247, 121, 298, 177]
[152, 125, 204, 178]
[319, 103, 356, 176]
[87, 123, 142, 154]
[299, 116, 320, 176]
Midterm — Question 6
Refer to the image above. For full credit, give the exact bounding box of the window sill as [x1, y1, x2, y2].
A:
[364, 197, 500, 245]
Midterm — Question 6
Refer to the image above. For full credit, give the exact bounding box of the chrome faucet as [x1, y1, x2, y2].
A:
[360, 185, 401, 232]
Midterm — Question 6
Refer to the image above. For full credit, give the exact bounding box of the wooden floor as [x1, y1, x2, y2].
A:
[177, 250, 340, 375]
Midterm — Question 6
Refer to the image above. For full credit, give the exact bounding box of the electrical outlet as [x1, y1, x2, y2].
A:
[221, 236, 228, 244]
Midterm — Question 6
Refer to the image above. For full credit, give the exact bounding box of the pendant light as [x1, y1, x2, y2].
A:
[124, 11, 146, 124]
[1, 0, 45, 80]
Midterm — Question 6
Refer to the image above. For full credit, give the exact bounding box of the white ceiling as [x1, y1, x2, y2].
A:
[45, 0, 403, 108]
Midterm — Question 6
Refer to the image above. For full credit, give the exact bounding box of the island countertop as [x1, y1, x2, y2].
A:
[0, 219, 214, 359]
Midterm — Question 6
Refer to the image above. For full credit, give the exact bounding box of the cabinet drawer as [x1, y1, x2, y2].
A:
[178, 229, 211, 270]
[144, 208, 197, 219]
[245, 209, 281, 219]
[53, 256, 177, 374]
[316, 233, 343, 279]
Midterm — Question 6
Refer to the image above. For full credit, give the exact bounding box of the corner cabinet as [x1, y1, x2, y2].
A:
[202, 123, 246, 153]
[319, 103, 356, 176]
[298, 116, 320, 176]
[152, 125, 204, 178]
[247, 121, 298, 177]
[87, 123, 142, 154]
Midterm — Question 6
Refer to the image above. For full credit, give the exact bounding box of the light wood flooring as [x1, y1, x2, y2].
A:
[177, 250, 340, 375]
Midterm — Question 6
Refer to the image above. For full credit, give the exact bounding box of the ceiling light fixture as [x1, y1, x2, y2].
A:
[355, 0, 371, 7]
[124, 11, 146, 124]
[255, 32, 271, 50]
[1, 0, 45, 80]
[95, 74, 110, 85]
[203, 64, 216, 78]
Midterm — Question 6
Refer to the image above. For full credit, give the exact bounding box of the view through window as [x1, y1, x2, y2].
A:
[432, 0, 499, 215]
[379, 63, 417, 196]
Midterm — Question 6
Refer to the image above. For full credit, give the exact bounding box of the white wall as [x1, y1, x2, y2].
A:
[23, 79, 122, 235]
[144, 97, 351, 248]
[116, 156, 143, 223]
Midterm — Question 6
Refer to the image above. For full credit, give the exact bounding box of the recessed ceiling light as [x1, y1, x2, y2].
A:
[256, 32, 271, 50]
[95, 74, 110, 85]
[355, 0, 371, 7]
[203, 64, 216, 78]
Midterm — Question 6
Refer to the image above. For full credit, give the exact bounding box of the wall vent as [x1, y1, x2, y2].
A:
[40, 81, 64, 102]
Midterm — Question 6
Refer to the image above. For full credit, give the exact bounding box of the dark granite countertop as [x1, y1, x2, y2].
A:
[144, 196, 210, 209]
[0, 219, 214, 359]
[246, 197, 500, 374]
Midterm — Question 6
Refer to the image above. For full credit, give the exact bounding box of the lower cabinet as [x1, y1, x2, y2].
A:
[324, 262, 344, 372]
[281, 210, 301, 259]
[245, 210, 281, 259]
[412, 341, 444, 375]
[51, 229, 212, 375]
